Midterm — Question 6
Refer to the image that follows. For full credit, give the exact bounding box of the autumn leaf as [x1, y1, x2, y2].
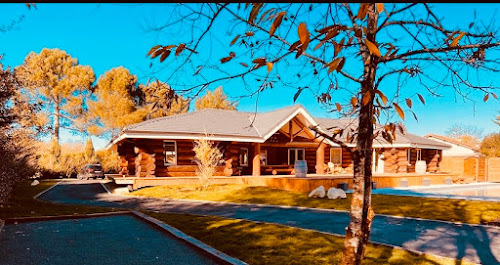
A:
[267, 62, 273, 73]
[357, 3, 368, 20]
[405, 98, 412, 108]
[245, 31, 255, 37]
[451, 32, 465, 47]
[484, 93, 489, 102]
[362, 90, 371, 106]
[230, 35, 240, 46]
[335, 102, 342, 112]
[240, 62, 248, 67]
[416, 93, 425, 105]
[375, 90, 388, 106]
[298, 23, 310, 45]
[147, 45, 161, 57]
[377, 3, 384, 13]
[151, 48, 164, 59]
[175, 44, 186, 56]
[393, 103, 405, 120]
[365, 39, 381, 57]
[252, 58, 267, 65]
[336, 57, 345, 72]
[269, 11, 286, 36]
[220, 56, 232, 63]
[328, 58, 341, 73]
[160, 50, 171, 62]
[293, 87, 303, 102]
[351, 97, 358, 107]
[249, 3, 263, 24]
[492, 92, 498, 99]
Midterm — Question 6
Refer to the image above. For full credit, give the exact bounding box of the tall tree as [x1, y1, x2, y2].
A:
[146, 3, 500, 264]
[195, 86, 237, 110]
[15, 48, 95, 143]
[84, 138, 95, 162]
[140, 80, 190, 118]
[480, 133, 500, 157]
[87, 67, 148, 138]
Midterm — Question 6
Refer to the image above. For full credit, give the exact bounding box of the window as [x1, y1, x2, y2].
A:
[239, 148, 248, 166]
[163, 141, 177, 165]
[288, 148, 305, 165]
[330, 148, 342, 165]
[408, 148, 422, 164]
[260, 150, 268, 165]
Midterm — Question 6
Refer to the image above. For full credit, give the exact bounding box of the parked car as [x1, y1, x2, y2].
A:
[77, 164, 105, 180]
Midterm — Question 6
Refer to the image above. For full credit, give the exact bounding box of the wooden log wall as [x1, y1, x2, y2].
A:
[383, 148, 408, 173]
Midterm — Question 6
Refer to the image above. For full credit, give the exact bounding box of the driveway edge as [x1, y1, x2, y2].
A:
[102, 182, 500, 231]
[131, 210, 248, 265]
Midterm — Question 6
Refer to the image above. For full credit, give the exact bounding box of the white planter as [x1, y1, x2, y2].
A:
[415, 160, 427, 173]
[294, 160, 308, 178]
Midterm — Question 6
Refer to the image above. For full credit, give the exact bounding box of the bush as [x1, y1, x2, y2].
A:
[193, 137, 223, 189]
[480, 133, 500, 157]
[95, 149, 120, 173]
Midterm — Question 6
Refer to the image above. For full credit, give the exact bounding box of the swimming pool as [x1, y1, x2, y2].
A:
[372, 182, 500, 201]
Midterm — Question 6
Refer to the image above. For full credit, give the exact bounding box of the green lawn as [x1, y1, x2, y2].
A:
[0, 180, 477, 265]
[129, 184, 500, 225]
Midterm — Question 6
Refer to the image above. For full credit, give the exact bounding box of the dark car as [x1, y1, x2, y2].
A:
[77, 164, 105, 180]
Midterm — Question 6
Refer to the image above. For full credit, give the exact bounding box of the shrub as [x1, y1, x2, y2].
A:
[96, 149, 120, 173]
[193, 137, 223, 189]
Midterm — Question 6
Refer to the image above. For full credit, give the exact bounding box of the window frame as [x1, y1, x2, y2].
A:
[288, 148, 305, 165]
[239, 147, 249, 167]
[330, 148, 342, 165]
[163, 140, 177, 166]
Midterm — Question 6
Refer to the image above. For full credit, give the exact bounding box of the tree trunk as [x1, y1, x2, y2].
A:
[54, 100, 60, 143]
[340, 5, 378, 265]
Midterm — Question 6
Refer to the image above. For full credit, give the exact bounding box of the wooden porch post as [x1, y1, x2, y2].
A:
[316, 143, 325, 174]
[253, 143, 261, 176]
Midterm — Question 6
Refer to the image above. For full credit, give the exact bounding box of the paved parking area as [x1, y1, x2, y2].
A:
[39, 180, 500, 264]
[0, 214, 221, 265]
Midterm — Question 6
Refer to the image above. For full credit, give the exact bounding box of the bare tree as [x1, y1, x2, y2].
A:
[144, 3, 500, 264]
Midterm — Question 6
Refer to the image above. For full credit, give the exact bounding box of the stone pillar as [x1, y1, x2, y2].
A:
[316, 143, 325, 174]
[252, 143, 261, 176]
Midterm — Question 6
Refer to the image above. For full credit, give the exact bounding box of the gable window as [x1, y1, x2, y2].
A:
[163, 141, 177, 166]
[330, 148, 342, 165]
[239, 148, 248, 166]
[288, 148, 305, 165]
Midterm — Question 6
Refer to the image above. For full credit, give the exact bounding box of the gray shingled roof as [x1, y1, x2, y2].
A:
[124, 105, 304, 139]
[113, 104, 449, 149]
[315, 117, 450, 148]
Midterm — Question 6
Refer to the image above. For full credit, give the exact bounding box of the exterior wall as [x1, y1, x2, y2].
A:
[427, 137, 478, 157]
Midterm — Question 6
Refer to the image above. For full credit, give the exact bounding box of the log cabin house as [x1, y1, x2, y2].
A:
[106, 105, 450, 178]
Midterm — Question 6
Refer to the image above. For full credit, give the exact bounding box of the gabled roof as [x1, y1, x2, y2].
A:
[314, 118, 451, 149]
[425, 134, 479, 151]
[107, 104, 449, 150]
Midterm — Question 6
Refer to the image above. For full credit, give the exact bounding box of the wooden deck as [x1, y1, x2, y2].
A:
[111, 172, 460, 192]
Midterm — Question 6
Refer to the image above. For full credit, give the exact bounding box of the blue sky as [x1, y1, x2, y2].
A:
[1, 3, 499, 150]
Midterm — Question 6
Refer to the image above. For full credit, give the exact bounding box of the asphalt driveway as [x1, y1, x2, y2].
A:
[39, 180, 500, 264]
[0, 214, 220, 265]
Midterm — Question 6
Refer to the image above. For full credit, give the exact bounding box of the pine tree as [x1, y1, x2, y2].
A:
[194, 87, 237, 111]
[15, 48, 95, 143]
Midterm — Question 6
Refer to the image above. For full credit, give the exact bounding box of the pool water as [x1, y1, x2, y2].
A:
[372, 182, 500, 201]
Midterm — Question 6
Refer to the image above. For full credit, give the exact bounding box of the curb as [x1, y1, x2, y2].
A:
[104, 184, 500, 231]
[33, 181, 62, 199]
[3, 211, 132, 224]
[132, 211, 247, 265]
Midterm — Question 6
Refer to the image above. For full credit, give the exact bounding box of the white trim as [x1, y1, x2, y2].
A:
[239, 147, 249, 167]
[163, 140, 177, 166]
